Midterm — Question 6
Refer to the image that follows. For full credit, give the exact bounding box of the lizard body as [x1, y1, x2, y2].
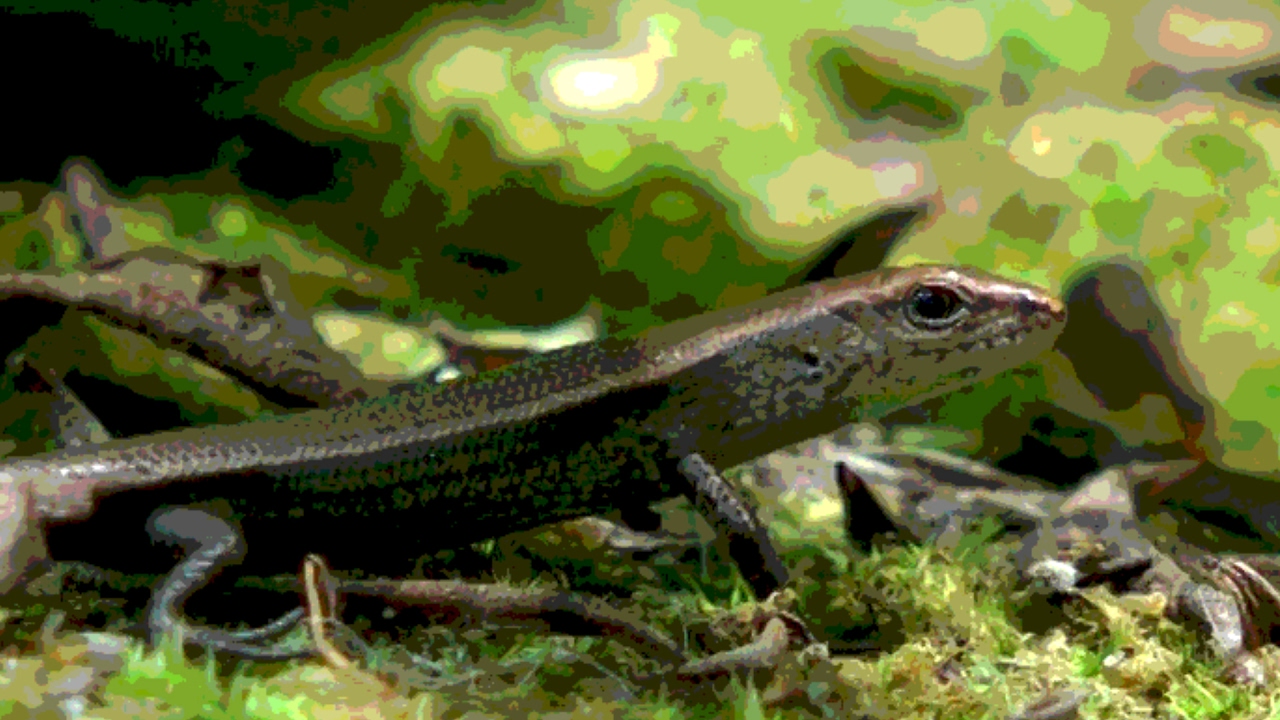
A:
[0, 265, 1066, 589]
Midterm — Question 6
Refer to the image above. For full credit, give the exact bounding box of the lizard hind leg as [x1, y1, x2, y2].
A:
[145, 506, 312, 660]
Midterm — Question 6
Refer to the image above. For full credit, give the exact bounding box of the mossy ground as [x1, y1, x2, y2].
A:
[1, 482, 1273, 719]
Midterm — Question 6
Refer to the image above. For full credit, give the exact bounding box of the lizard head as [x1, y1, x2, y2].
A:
[820, 264, 1068, 415]
[646, 263, 1067, 438]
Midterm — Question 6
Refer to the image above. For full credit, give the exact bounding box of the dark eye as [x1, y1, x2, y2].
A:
[905, 284, 966, 328]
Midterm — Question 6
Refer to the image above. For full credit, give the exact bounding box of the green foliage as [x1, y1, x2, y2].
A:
[0, 492, 1273, 718]
[8, 0, 1280, 715]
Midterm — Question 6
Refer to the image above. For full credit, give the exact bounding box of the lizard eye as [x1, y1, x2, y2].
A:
[904, 284, 967, 329]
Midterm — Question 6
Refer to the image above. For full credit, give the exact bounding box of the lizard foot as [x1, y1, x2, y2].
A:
[1202, 556, 1280, 651]
[1197, 555, 1280, 686]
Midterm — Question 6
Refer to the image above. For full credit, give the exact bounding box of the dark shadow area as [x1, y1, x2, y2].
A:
[1054, 263, 1205, 436]
[0, 10, 349, 201]
[797, 205, 931, 284]
[807, 39, 985, 143]
[1229, 62, 1280, 105]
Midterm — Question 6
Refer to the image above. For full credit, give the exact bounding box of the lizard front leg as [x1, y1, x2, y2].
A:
[677, 453, 789, 599]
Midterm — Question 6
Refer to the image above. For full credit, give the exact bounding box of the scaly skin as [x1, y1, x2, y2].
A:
[0, 265, 1066, 591]
[1186, 555, 1280, 650]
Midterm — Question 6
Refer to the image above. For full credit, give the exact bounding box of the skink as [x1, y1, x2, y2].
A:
[0, 265, 1067, 593]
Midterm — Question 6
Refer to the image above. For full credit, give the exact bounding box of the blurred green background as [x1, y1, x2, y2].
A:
[3, 0, 1280, 485]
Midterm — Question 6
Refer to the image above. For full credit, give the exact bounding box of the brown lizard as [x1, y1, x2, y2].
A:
[0, 262, 1067, 655]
